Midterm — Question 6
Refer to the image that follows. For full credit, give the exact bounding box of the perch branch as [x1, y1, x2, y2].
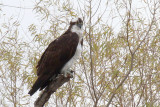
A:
[34, 71, 74, 107]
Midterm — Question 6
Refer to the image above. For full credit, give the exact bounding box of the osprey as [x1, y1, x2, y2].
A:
[28, 18, 83, 96]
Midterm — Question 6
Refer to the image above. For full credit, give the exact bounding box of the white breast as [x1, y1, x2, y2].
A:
[61, 42, 82, 72]
[61, 24, 83, 73]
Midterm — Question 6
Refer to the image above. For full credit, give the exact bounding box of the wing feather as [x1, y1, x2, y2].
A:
[28, 32, 79, 95]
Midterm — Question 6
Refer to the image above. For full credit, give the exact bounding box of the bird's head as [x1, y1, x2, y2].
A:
[70, 18, 83, 29]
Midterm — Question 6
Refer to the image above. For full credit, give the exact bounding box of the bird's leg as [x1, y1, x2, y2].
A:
[69, 70, 74, 78]
[63, 69, 74, 78]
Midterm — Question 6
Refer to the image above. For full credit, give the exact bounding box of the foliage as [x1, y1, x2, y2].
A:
[0, 0, 160, 106]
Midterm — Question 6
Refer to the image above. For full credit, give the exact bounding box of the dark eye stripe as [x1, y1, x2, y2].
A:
[71, 22, 76, 25]
[71, 18, 83, 25]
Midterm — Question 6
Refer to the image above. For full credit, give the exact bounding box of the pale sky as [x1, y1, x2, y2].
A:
[0, 0, 39, 42]
[0, 0, 158, 106]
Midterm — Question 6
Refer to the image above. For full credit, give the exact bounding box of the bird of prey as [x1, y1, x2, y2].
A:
[28, 18, 83, 96]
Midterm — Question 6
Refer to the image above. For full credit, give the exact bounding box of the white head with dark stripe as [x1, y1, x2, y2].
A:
[70, 18, 83, 35]
[70, 18, 83, 29]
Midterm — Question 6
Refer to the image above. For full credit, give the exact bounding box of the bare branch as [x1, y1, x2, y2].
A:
[133, 2, 156, 55]
[107, 1, 134, 106]
[106, 0, 157, 106]
[34, 73, 72, 107]
[106, 54, 134, 107]
[126, 0, 133, 55]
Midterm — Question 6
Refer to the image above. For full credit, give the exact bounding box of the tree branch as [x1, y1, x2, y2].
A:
[34, 72, 73, 107]
[106, 54, 134, 107]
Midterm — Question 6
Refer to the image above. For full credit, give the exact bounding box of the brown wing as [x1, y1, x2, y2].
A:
[28, 32, 79, 96]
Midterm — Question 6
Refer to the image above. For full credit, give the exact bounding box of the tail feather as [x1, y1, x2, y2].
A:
[39, 74, 56, 91]
[28, 76, 49, 96]
[28, 88, 37, 96]
[28, 78, 42, 96]
[28, 73, 57, 96]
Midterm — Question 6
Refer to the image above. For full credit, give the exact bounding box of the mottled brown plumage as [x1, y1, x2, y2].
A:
[28, 18, 83, 96]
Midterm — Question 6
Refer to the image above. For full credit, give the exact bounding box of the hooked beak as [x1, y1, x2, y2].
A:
[77, 23, 83, 29]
